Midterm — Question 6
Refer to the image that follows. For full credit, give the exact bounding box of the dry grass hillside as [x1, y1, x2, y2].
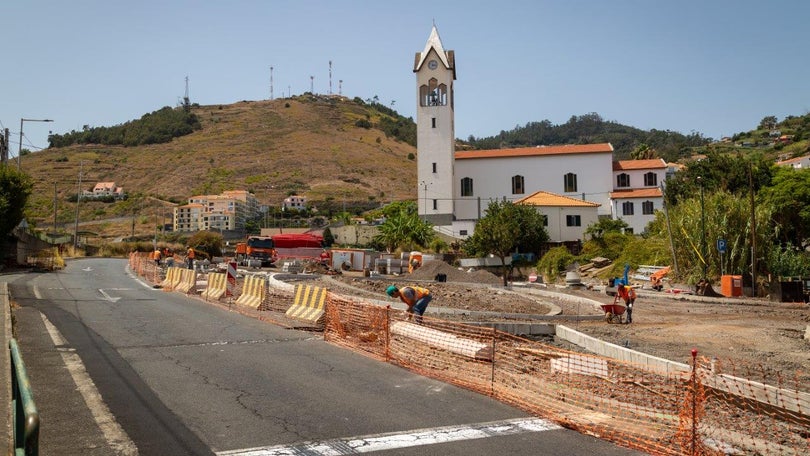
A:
[22, 95, 419, 239]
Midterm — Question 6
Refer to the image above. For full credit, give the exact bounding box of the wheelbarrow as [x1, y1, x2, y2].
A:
[600, 301, 626, 324]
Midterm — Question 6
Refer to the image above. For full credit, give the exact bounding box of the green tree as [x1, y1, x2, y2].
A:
[0, 166, 34, 241]
[758, 167, 810, 249]
[373, 201, 434, 252]
[464, 200, 549, 286]
[322, 227, 335, 247]
[186, 230, 224, 258]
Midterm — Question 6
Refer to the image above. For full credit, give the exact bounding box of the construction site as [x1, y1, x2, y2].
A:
[129, 252, 810, 455]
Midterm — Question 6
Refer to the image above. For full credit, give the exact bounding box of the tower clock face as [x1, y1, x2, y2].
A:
[428, 59, 438, 70]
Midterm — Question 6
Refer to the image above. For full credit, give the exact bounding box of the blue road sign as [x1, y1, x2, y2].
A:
[717, 238, 727, 253]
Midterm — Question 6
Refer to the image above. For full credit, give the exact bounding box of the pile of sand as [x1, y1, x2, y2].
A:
[409, 259, 503, 286]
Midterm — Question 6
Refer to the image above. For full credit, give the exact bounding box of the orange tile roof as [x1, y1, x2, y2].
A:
[455, 143, 613, 160]
[515, 191, 601, 207]
[612, 159, 667, 171]
[609, 188, 663, 199]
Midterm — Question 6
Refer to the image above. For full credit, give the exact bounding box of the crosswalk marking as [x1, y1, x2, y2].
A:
[216, 417, 561, 455]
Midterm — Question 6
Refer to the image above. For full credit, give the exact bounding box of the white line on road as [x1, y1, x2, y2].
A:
[40, 313, 139, 455]
[216, 417, 561, 455]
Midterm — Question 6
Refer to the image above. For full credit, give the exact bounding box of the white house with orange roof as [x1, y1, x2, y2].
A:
[609, 158, 667, 233]
[86, 181, 124, 200]
[776, 154, 810, 169]
[515, 191, 600, 242]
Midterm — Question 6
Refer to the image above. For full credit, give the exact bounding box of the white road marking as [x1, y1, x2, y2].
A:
[216, 417, 560, 455]
[98, 289, 122, 303]
[126, 265, 161, 290]
[33, 285, 42, 300]
[40, 313, 139, 455]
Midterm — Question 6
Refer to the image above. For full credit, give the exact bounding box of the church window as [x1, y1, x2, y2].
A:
[461, 177, 473, 197]
[511, 175, 524, 194]
[644, 172, 657, 186]
[563, 173, 577, 192]
[617, 173, 630, 188]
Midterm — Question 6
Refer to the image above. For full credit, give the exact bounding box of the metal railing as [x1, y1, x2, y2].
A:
[10, 339, 38, 456]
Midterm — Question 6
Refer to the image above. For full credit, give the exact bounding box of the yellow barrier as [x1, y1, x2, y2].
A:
[285, 284, 327, 325]
[174, 269, 196, 294]
[161, 267, 181, 290]
[201, 272, 227, 300]
[235, 275, 265, 309]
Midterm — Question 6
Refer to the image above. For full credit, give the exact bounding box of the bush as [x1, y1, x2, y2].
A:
[536, 246, 574, 282]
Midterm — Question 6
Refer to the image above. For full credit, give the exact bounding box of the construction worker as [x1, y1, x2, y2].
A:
[617, 284, 636, 324]
[386, 284, 432, 323]
[152, 247, 162, 266]
[186, 246, 195, 270]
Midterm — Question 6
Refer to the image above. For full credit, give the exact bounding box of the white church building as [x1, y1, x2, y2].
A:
[413, 26, 665, 241]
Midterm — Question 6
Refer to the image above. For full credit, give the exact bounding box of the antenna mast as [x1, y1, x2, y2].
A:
[310, 76, 314, 94]
[183, 76, 190, 112]
[270, 66, 274, 100]
[329, 61, 332, 95]
[339, 80, 343, 96]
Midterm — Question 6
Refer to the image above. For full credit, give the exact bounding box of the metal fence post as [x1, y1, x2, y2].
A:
[10, 339, 39, 456]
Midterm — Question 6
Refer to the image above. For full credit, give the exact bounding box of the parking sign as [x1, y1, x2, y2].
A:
[717, 238, 727, 253]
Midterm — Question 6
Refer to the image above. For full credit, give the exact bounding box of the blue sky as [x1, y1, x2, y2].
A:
[3, 1, 808, 157]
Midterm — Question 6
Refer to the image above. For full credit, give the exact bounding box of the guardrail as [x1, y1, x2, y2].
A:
[10, 339, 38, 456]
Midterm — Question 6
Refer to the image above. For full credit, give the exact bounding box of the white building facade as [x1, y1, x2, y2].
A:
[609, 159, 666, 234]
[413, 27, 666, 242]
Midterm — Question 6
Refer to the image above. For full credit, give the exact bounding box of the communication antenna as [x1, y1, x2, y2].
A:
[270, 66, 274, 100]
[310, 75, 314, 94]
[329, 61, 332, 95]
[183, 76, 190, 112]
[339, 80, 343, 96]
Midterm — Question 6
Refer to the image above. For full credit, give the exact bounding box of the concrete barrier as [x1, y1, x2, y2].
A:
[391, 321, 493, 361]
[201, 272, 227, 300]
[285, 284, 328, 325]
[160, 267, 181, 291]
[173, 269, 196, 294]
[235, 275, 266, 309]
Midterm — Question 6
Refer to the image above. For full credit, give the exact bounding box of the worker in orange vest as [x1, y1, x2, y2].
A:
[186, 246, 196, 270]
[386, 284, 432, 323]
[617, 284, 637, 324]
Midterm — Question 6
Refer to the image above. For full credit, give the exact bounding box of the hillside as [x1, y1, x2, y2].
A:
[22, 95, 419, 238]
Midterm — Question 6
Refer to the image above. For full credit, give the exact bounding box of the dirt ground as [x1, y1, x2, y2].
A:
[311, 260, 810, 384]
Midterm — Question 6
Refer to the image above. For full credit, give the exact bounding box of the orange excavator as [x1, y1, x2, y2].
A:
[649, 266, 671, 291]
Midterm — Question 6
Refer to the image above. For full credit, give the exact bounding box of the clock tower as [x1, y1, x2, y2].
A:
[414, 25, 456, 225]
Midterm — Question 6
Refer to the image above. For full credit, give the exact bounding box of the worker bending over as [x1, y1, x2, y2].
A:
[386, 284, 432, 323]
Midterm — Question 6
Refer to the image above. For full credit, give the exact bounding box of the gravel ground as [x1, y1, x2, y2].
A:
[287, 259, 810, 385]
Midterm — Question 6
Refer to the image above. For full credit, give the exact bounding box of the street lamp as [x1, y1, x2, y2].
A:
[18, 118, 53, 170]
[697, 176, 707, 279]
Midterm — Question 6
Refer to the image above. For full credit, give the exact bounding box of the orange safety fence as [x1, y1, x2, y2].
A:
[324, 293, 810, 456]
[125, 263, 809, 456]
[128, 252, 162, 286]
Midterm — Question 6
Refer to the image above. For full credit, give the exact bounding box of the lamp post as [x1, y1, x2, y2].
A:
[420, 181, 429, 222]
[18, 118, 53, 170]
[697, 176, 707, 279]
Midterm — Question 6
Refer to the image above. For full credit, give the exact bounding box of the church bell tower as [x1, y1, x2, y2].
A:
[414, 25, 456, 225]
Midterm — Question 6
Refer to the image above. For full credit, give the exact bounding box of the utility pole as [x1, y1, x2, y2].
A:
[74, 160, 84, 248]
[53, 184, 58, 234]
[310, 76, 314, 94]
[269, 66, 274, 100]
[329, 61, 332, 95]
[749, 164, 757, 297]
[0, 128, 8, 166]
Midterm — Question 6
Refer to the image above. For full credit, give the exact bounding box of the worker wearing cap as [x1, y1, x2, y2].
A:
[386, 284, 432, 323]
[617, 284, 636, 323]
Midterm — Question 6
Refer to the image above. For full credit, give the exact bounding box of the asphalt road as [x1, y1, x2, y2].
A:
[7, 258, 644, 455]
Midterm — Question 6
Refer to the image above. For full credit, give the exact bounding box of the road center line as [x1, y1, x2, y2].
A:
[40, 313, 139, 455]
[216, 417, 561, 455]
